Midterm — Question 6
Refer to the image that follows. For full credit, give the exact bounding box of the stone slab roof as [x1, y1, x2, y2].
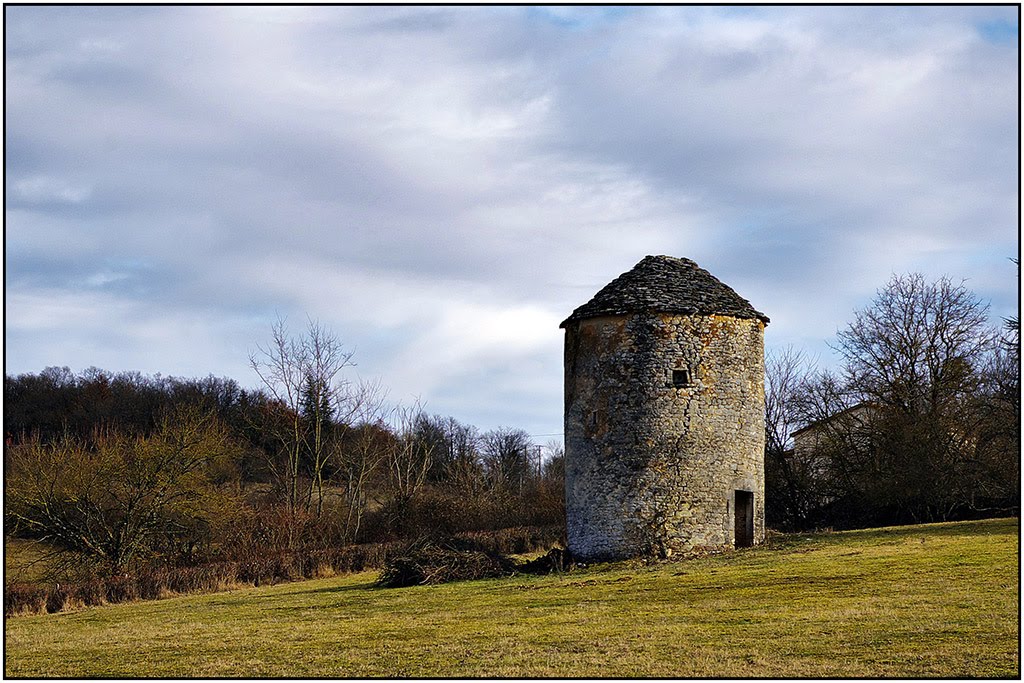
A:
[560, 255, 770, 327]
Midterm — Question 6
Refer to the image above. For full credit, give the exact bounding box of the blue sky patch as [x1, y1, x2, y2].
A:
[977, 18, 1018, 45]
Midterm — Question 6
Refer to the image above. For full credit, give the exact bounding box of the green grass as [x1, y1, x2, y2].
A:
[4, 518, 1019, 677]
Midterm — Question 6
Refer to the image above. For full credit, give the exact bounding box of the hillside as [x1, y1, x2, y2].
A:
[4, 518, 1018, 678]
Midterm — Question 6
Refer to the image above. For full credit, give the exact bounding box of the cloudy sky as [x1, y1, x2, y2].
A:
[5, 6, 1019, 442]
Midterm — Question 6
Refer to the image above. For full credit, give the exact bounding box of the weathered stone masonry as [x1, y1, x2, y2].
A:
[562, 256, 769, 561]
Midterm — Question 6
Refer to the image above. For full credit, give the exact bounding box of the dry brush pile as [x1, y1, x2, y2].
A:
[376, 538, 574, 588]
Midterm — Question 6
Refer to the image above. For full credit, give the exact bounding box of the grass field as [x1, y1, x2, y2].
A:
[4, 518, 1019, 677]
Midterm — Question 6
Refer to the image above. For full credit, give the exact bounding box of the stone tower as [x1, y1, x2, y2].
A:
[561, 255, 769, 561]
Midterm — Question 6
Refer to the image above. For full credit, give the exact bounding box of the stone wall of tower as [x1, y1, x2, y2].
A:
[564, 312, 765, 561]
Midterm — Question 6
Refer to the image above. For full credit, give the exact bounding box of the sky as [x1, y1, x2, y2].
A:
[4, 5, 1020, 444]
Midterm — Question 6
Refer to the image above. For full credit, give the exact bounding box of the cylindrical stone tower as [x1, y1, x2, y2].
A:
[561, 255, 769, 561]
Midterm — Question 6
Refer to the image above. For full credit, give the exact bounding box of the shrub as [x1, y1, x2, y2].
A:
[4, 584, 48, 616]
[45, 585, 75, 614]
[6, 411, 241, 574]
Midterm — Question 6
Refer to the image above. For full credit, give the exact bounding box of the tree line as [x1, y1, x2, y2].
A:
[765, 271, 1019, 531]
[5, 269, 1018, 581]
[5, 319, 564, 578]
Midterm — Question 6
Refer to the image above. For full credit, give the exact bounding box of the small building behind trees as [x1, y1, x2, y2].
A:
[765, 271, 1019, 531]
[789, 401, 881, 482]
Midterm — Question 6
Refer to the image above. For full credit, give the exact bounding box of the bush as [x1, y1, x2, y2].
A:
[6, 411, 241, 574]
[4, 584, 48, 616]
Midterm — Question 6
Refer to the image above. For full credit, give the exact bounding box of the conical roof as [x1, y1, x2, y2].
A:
[560, 255, 769, 327]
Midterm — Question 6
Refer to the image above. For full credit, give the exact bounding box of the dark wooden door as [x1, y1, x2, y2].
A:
[734, 490, 754, 548]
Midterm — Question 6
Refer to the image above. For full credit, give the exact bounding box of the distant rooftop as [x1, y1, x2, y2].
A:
[560, 255, 770, 327]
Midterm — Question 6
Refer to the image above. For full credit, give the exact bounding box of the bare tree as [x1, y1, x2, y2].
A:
[480, 427, 534, 494]
[384, 401, 434, 527]
[834, 273, 994, 415]
[441, 416, 484, 495]
[806, 273, 1006, 525]
[971, 272, 1020, 514]
[333, 378, 391, 541]
[763, 346, 819, 529]
[535, 439, 566, 525]
[249, 317, 355, 516]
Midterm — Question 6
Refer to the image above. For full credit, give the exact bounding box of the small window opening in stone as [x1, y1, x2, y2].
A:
[672, 368, 692, 388]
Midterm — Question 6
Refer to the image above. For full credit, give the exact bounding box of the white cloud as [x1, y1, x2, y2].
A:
[11, 176, 92, 204]
[4, 5, 1018, 438]
[385, 301, 561, 395]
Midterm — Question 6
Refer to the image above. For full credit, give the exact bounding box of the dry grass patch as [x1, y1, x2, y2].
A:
[4, 518, 1018, 678]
